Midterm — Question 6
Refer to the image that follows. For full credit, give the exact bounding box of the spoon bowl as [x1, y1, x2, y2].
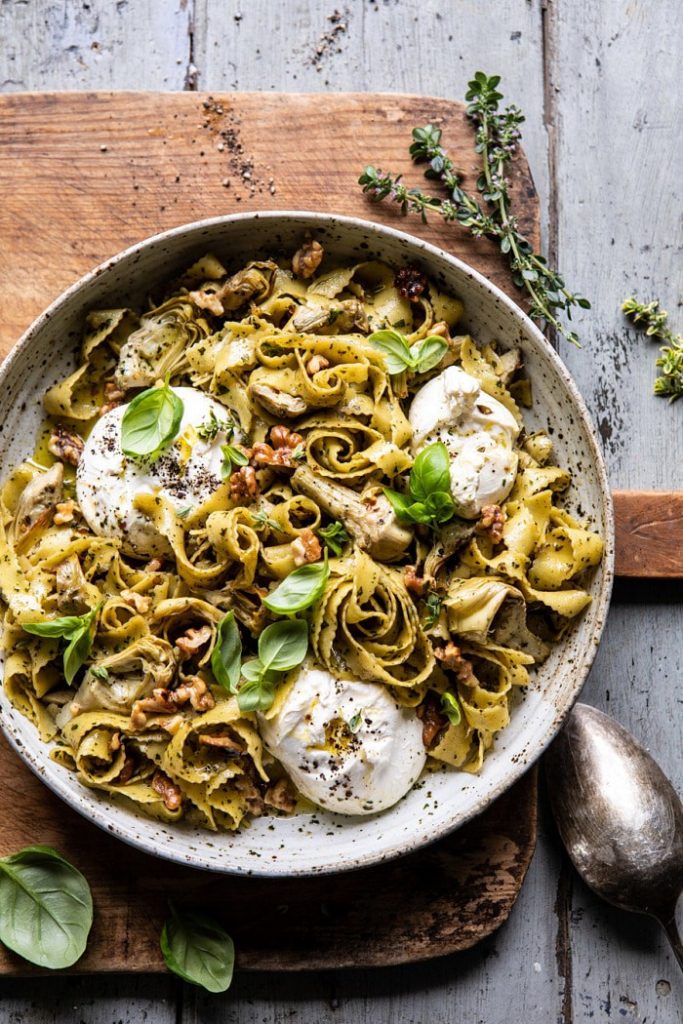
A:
[545, 703, 683, 971]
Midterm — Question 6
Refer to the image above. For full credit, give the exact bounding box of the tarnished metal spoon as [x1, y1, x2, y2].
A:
[545, 703, 683, 971]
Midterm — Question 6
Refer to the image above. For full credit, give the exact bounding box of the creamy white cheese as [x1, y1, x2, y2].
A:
[77, 386, 238, 557]
[259, 665, 426, 816]
[409, 366, 520, 518]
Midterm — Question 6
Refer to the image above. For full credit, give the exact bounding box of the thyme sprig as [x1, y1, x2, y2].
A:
[622, 297, 683, 402]
[358, 71, 591, 347]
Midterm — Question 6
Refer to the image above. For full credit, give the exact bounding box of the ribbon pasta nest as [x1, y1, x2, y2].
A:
[0, 240, 603, 830]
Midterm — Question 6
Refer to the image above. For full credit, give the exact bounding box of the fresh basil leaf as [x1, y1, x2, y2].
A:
[63, 625, 93, 685]
[262, 554, 329, 615]
[319, 520, 351, 556]
[236, 674, 277, 713]
[409, 442, 452, 501]
[121, 380, 184, 460]
[22, 615, 89, 639]
[412, 335, 448, 374]
[160, 906, 234, 993]
[221, 444, 249, 480]
[90, 665, 109, 680]
[240, 659, 265, 683]
[383, 487, 415, 521]
[441, 691, 462, 727]
[211, 611, 242, 694]
[258, 619, 308, 673]
[368, 329, 415, 374]
[0, 845, 93, 969]
[424, 490, 456, 524]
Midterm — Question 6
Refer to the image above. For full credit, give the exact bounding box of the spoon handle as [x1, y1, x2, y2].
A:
[658, 910, 683, 974]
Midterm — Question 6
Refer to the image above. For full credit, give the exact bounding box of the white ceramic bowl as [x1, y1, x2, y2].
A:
[0, 212, 614, 875]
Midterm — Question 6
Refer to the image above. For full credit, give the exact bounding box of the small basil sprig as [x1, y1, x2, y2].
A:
[369, 329, 448, 375]
[161, 904, 234, 993]
[237, 619, 308, 713]
[384, 442, 455, 529]
[0, 845, 93, 969]
[22, 605, 100, 684]
[319, 520, 351, 556]
[221, 444, 249, 479]
[441, 691, 462, 727]
[263, 554, 329, 615]
[121, 378, 184, 460]
[211, 611, 242, 693]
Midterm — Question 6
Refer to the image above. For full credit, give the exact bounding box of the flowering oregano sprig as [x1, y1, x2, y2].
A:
[358, 71, 591, 347]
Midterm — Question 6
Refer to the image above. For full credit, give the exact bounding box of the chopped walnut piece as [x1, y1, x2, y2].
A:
[292, 239, 324, 279]
[291, 528, 322, 566]
[152, 770, 183, 811]
[120, 588, 152, 615]
[117, 754, 136, 785]
[144, 557, 164, 572]
[109, 731, 121, 753]
[234, 775, 265, 816]
[305, 354, 330, 375]
[476, 504, 506, 544]
[53, 500, 78, 526]
[251, 441, 295, 469]
[270, 425, 304, 450]
[100, 381, 125, 416]
[434, 642, 477, 686]
[48, 426, 84, 467]
[429, 320, 452, 342]
[229, 465, 259, 503]
[404, 565, 432, 597]
[130, 678, 215, 730]
[264, 777, 297, 813]
[394, 265, 428, 303]
[175, 624, 213, 659]
[417, 694, 448, 750]
[198, 731, 245, 753]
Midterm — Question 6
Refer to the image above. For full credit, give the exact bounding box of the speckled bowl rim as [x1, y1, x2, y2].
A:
[0, 211, 614, 876]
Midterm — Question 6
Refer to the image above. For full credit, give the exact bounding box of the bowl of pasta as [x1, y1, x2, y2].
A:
[0, 212, 613, 875]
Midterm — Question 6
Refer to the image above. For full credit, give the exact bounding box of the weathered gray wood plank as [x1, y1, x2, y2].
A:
[0, 974, 177, 1022]
[194, 0, 550, 237]
[0, 0, 192, 90]
[546, 0, 683, 1018]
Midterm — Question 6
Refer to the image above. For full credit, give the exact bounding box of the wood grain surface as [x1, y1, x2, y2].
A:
[0, 89, 541, 975]
[0, 1, 681, 1021]
[614, 491, 683, 577]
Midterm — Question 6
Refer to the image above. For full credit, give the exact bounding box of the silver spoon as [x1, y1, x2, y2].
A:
[545, 702, 683, 972]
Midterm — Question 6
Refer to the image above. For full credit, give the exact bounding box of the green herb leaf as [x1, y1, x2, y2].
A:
[368, 329, 415, 374]
[221, 444, 249, 479]
[262, 554, 329, 615]
[250, 509, 280, 530]
[121, 380, 184, 460]
[348, 710, 363, 733]
[160, 906, 234, 993]
[424, 490, 456, 524]
[90, 665, 109, 680]
[196, 408, 234, 442]
[410, 442, 451, 501]
[441, 691, 462, 727]
[0, 845, 93, 969]
[423, 591, 442, 628]
[236, 674, 278, 713]
[258, 619, 309, 673]
[211, 611, 242, 694]
[319, 520, 351, 556]
[240, 659, 265, 683]
[383, 488, 416, 521]
[412, 335, 449, 374]
[23, 606, 99, 685]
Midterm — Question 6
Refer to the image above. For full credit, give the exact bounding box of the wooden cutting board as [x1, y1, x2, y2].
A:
[0, 91, 679, 977]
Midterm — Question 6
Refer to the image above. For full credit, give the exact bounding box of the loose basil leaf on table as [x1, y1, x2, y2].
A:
[121, 378, 184, 460]
[22, 605, 99, 685]
[0, 845, 93, 969]
[211, 611, 242, 693]
[161, 905, 235, 993]
[262, 554, 330, 615]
